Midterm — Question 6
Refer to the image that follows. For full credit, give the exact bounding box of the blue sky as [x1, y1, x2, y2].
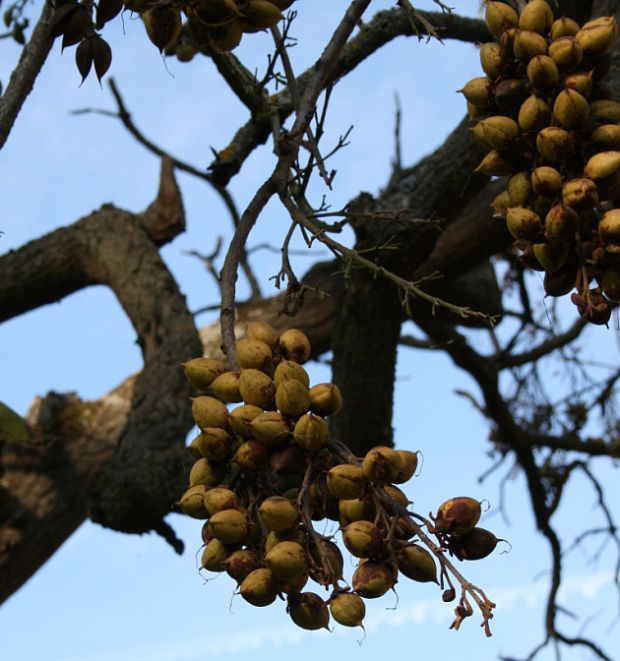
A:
[1, 1, 620, 659]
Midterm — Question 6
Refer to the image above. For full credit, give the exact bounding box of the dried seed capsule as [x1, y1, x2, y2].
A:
[266, 541, 307, 579]
[590, 100, 620, 122]
[189, 457, 225, 486]
[278, 328, 311, 363]
[265, 526, 306, 553]
[527, 55, 559, 91]
[533, 241, 569, 272]
[275, 379, 311, 418]
[208, 508, 248, 544]
[550, 17, 580, 40]
[576, 16, 617, 56]
[201, 538, 230, 572]
[584, 151, 620, 180]
[601, 268, 620, 301]
[225, 549, 258, 583]
[229, 404, 263, 438]
[494, 78, 527, 110]
[239, 368, 275, 407]
[183, 357, 224, 390]
[352, 561, 396, 599]
[553, 89, 589, 129]
[544, 263, 578, 296]
[491, 190, 513, 217]
[571, 288, 612, 325]
[210, 370, 242, 403]
[480, 115, 520, 151]
[519, 0, 553, 34]
[480, 41, 503, 79]
[549, 36, 583, 68]
[343, 520, 382, 558]
[599, 209, 620, 248]
[246, 321, 279, 347]
[329, 592, 366, 627]
[203, 487, 240, 516]
[591, 124, 620, 149]
[513, 30, 548, 61]
[191, 396, 229, 429]
[326, 464, 367, 499]
[362, 446, 403, 485]
[251, 410, 289, 446]
[485, 1, 518, 37]
[545, 205, 580, 241]
[232, 440, 270, 471]
[235, 338, 273, 372]
[562, 177, 599, 210]
[240, 568, 278, 606]
[518, 95, 551, 132]
[207, 19, 243, 52]
[459, 77, 493, 108]
[433, 497, 481, 536]
[531, 166, 562, 196]
[259, 496, 298, 532]
[339, 496, 376, 526]
[288, 592, 330, 630]
[244, 0, 283, 29]
[193, 0, 241, 25]
[507, 172, 533, 206]
[308, 383, 343, 416]
[536, 126, 573, 161]
[178, 484, 209, 518]
[474, 150, 516, 177]
[394, 449, 418, 484]
[563, 70, 593, 98]
[506, 207, 544, 241]
[398, 544, 438, 583]
[142, 5, 182, 52]
[449, 527, 500, 560]
[273, 360, 310, 388]
[293, 413, 328, 452]
[197, 427, 232, 461]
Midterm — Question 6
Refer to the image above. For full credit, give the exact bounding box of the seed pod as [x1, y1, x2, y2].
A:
[590, 100, 620, 122]
[339, 496, 376, 526]
[527, 55, 559, 91]
[239, 368, 275, 407]
[208, 508, 247, 544]
[433, 497, 481, 536]
[178, 484, 209, 518]
[576, 16, 617, 55]
[449, 527, 500, 561]
[394, 449, 418, 484]
[342, 520, 382, 558]
[494, 78, 527, 110]
[470, 122, 492, 149]
[513, 30, 548, 61]
[601, 268, 620, 301]
[571, 288, 612, 325]
[183, 357, 225, 390]
[550, 17, 580, 40]
[308, 383, 343, 417]
[203, 487, 240, 516]
[232, 440, 270, 471]
[225, 549, 258, 583]
[474, 150, 516, 177]
[563, 70, 593, 98]
[491, 190, 513, 217]
[210, 370, 242, 403]
[553, 89, 589, 129]
[240, 568, 278, 606]
[259, 496, 298, 532]
[326, 464, 367, 499]
[533, 241, 570, 272]
[229, 404, 263, 438]
[189, 457, 225, 486]
[309, 539, 344, 584]
[544, 262, 578, 296]
[398, 544, 438, 583]
[519, 0, 553, 34]
[273, 360, 310, 388]
[362, 446, 403, 485]
[235, 338, 273, 372]
[330, 592, 366, 628]
[480, 41, 503, 79]
[536, 126, 573, 161]
[545, 205, 580, 241]
[251, 410, 289, 446]
[383, 484, 410, 510]
[192, 395, 229, 429]
[507, 172, 533, 206]
[187, 434, 203, 459]
[265, 526, 306, 553]
[176, 42, 197, 63]
[562, 177, 599, 209]
[142, 5, 182, 52]
[480, 115, 520, 151]
[518, 95, 551, 131]
[266, 541, 307, 579]
[288, 592, 330, 630]
[352, 561, 396, 599]
[276, 379, 311, 418]
[246, 321, 279, 347]
[485, 1, 518, 37]
[549, 36, 583, 68]
[207, 19, 243, 52]
[585, 151, 620, 180]
[591, 124, 620, 149]
[293, 413, 328, 452]
[201, 538, 230, 572]
[531, 166, 562, 196]
[278, 328, 311, 364]
[196, 427, 232, 461]
[244, 0, 283, 29]
[599, 209, 620, 248]
[506, 207, 544, 241]
[459, 77, 493, 108]
[193, 0, 241, 25]
[532, 195, 554, 218]
[467, 100, 487, 120]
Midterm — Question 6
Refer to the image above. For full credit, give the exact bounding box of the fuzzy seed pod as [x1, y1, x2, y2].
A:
[545, 205, 580, 241]
[189, 457, 225, 486]
[276, 379, 311, 418]
[533, 241, 570, 272]
[527, 55, 559, 91]
[203, 487, 240, 516]
[308, 383, 343, 416]
[288, 592, 330, 630]
[266, 541, 307, 579]
[201, 538, 230, 572]
[518, 95, 551, 131]
[433, 497, 481, 536]
[398, 544, 438, 583]
[352, 561, 396, 599]
[343, 520, 382, 558]
[178, 484, 209, 518]
[229, 404, 264, 438]
[549, 36, 583, 68]
[208, 508, 247, 544]
[562, 177, 599, 209]
[259, 495, 298, 532]
[239, 368, 275, 407]
[197, 427, 232, 461]
[329, 593, 365, 627]
[536, 126, 573, 161]
[459, 77, 493, 107]
[293, 413, 328, 452]
[232, 440, 270, 471]
[361, 446, 403, 485]
[327, 464, 367, 499]
[191, 395, 229, 429]
[513, 29, 548, 61]
[225, 549, 258, 583]
[240, 568, 278, 607]
[584, 151, 620, 180]
[480, 41, 503, 79]
[251, 410, 289, 446]
[553, 89, 590, 129]
[278, 328, 311, 363]
[449, 527, 500, 561]
[531, 166, 562, 196]
[519, 0, 553, 34]
[485, 1, 518, 37]
[506, 207, 544, 241]
[210, 370, 242, 403]
[550, 17, 580, 40]
[235, 338, 273, 372]
[183, 357, 224, 390]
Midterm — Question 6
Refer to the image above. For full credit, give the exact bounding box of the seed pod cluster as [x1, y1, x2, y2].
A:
[178, 323, 500, 631]
[464, 1, 620, 325]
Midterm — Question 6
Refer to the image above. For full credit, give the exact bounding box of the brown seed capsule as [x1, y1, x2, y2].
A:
[433, 497, 481, 536]
[549, 36, 583, 68]
[474, 150, 516, 177]
[142, 5, 182, 52]
[362, 446, 403, 485]
[201, 538, 231, 572]
[506, 207, 544, 242]
[189, 457, 225, 487]
[519, 0, 553, 34]
[229, 404, 264, 438]
[193, 0, 241, 25]
[544, 263, 578, 296]
[449, 527, 500, 561]
[309, 383, 343, 416]
[326, 464, 367, 499]
[467, 100, 487, 120]
[527, 55, 560, 91]
[571, 288, 612, 324]
[536, 126, 573, 161]
[293, 413, 328, 452]
[491, 190, 513, 217]
[339, 496, 376, 526]
[270, 444, 306, 476]
[273, 360, 310, 388]
[208, 508, 247, 544]
[343, 520, 383, 558]
[480, 116, 520, 151]
[563, 70, 593, 98]
[591, 124, 620, 150]
[244, 0, 283, 29]
[576, 16, 617, 56]
[480, 41, 503, 79]
[352, 561, 397, 599]
[584, 151, 620, 180]
[394, 450, 418, 484]
[330, 593, 366, 628]
[599, 209, 620, 248]
[259, 496, 298, 532]
[507, 172, 533, 206]
[309, 539, 344, 584]
[553, 89, 590, 129]
[246, 321, 279, 347]
[383, 484, 410, 510]
[459, 77, 493, 108]
[485, 1, 518, 37]
[235, 338, 273, 372]
[533, 241, 570, 272]
[531, 166, 562, 196]
[265, 526, 306, 553]
[494, 78, 528, 110]
[207, 19, 243, 52]
[225, 549, 258, 583]
[240, 568, 278, 607]
[191, 395, 229, 429]
[513, 30, 548, 61]
[601, 268, 620, 301]
[178, 484, 209, 518]
[590, 100, 620, 122]
[266, 541, 307, 579]
[518, 95, 551, 132]
[183, 357, 225, 390]
[210, 370, 242, 403]
[203, 487, 239, 516]
[550, 17, 580, 40]
[275, 379, 311, 418]
[251, 410, 289, 446]
[196, 427, 232, 461]
[278, 328, 311, 364]
[239, 368, 275, 407]
[562, 177, 599, 210]
[232, 440, 270, 471]
[288, 592, 330, 630]
[398, 544, 438, 583]
[545, 205, 580, 241]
